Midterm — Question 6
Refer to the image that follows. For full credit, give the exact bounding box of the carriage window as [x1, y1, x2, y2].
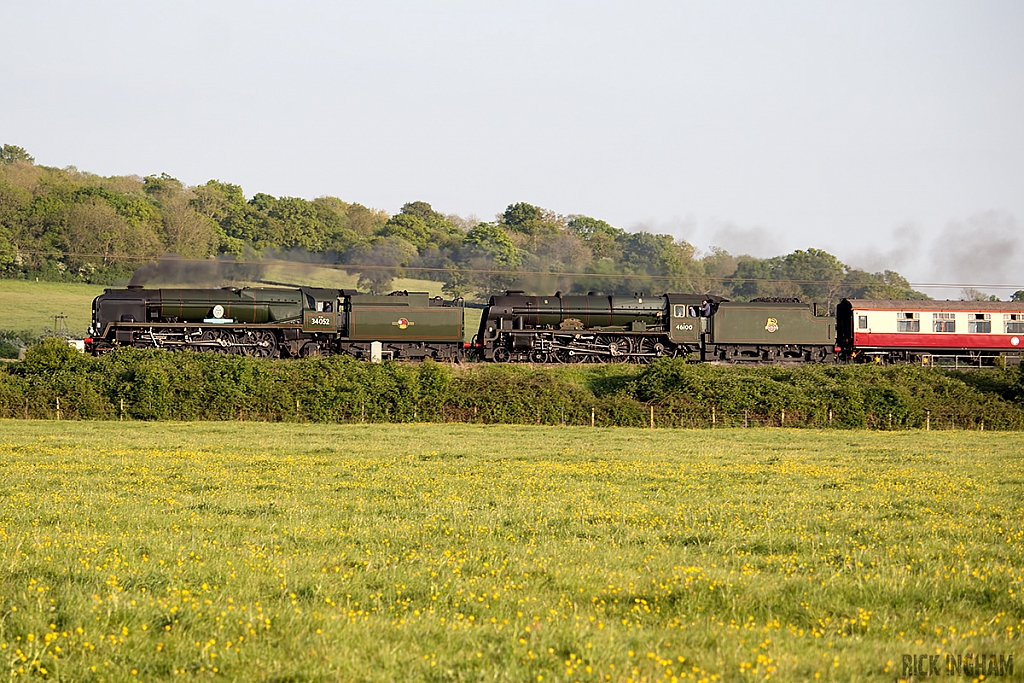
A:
[896, 312, 920, 332]
[968, 313, 990, 333]
[1005, 314, 1024, 333]
[857, 315, 868, 330]
[932, 312, 955, 333]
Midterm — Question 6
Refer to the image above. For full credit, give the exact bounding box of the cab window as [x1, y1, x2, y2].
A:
[673, 304, 689, 317]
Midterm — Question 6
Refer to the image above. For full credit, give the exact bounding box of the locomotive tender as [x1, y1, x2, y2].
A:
[85, 285, 1024, 366]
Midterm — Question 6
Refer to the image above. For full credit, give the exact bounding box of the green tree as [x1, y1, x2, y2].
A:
[779, 248, 845, 303]
[192, 180, 247, 223]
[142, 173, 184, 198]
[380, 213, 432, 251]
[1012, 290, 1024, 302]
[0, 144, 34, 165]
[383, 201, 461, 251]
[346, 203, 389, 237]
[500, 203, 563, 250]
[618, 232, 693, 278]
[270, 196, 331, 251]
[568, 215, 623, 261]
[464, 223, 520, 268]
[140, 174, 218, 258]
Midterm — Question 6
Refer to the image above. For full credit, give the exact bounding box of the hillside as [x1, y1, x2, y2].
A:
[0, 144, 930, 304]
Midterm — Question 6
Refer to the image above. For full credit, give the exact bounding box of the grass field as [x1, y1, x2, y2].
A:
[0, 280, 107, 337]
[0, 423, 1021, 682]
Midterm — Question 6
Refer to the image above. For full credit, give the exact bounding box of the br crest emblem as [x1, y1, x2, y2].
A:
[765, 317, 779, 333]
[392, 318, 414, 330]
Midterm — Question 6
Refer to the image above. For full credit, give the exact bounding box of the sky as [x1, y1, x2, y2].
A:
[2, 0, 1023, 296]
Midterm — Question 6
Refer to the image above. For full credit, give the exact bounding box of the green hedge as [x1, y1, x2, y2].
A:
[1, 338, 1022, 428]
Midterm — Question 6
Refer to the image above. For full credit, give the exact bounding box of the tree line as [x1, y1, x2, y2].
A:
[0, 143, 934, 303]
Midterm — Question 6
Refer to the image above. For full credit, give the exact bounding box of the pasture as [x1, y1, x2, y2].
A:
[0, 422, 1021, 682]
[0, 280, 106, 338]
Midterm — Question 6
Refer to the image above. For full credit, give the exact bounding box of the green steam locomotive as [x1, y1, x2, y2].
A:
[85, 285, 467, 360]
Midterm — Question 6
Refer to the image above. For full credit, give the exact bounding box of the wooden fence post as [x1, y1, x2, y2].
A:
[650, 405, 655, 429]
[712, 406, 716, 426]
[926, 410, 930, 431]
[781, 408, 785, 426]
[56, 397, 61, 421]
[120, 398, 125, 421]
[591, 407, 595, 428]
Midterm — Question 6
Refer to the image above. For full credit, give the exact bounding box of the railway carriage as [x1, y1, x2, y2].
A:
[837, 299, 1024, 365]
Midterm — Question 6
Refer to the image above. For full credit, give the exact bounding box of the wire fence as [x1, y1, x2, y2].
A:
[10, 396, 1018, 431]
[432, 406, 1013, 431]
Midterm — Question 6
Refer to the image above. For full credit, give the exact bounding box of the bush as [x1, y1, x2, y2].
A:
[0, 342, 1022, 429]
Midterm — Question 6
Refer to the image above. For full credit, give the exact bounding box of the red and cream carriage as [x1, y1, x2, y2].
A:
[837, 299, 1024, 365]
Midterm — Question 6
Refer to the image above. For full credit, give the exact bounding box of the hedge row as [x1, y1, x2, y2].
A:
[1, 338, 1022, 429]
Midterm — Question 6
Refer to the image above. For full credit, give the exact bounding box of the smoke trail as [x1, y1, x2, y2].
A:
[708, 221, 781, 258]
[128, 255, 266, 286]
[849, 222, 922, 273]
[928, 211, 1020, 284]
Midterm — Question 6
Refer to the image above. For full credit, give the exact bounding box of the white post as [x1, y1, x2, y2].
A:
[370, 341, 383, 363]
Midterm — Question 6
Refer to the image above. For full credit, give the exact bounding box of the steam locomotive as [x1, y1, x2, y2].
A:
[475, 291, 835, 363]
[84, 285, 1024, 365]
[86, 285, 467, 360]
